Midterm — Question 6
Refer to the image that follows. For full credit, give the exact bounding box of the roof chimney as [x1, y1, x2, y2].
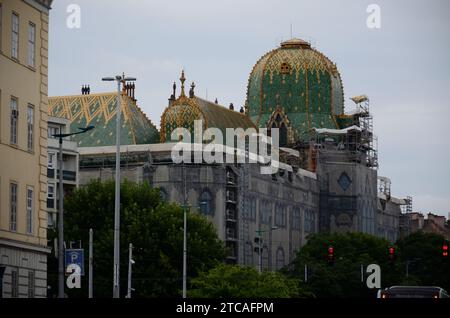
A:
[229, 103, 234, 110]
[189, 82, 195, 98]
[81, 85, 90, 95]
[168, 82, 176, 106]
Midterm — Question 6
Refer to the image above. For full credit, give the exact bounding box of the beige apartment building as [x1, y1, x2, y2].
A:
[0, 0, 52, 298]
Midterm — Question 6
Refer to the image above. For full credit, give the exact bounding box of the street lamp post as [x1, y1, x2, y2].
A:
[126, 243, 134, 298]
[53, 125, 94, 298]
[102, 74, 136, 298]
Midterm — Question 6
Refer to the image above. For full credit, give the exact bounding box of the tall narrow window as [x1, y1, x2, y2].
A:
[10, 97, 18, 145]
[27, 105, 34, 151]
[10, 183, 18, 231]
[28, 271, 35, 298]
[276, 247, 285, 270]
[292, 207, 301, 230]
[11, 270, 18, 298]
[26, 187, 33, 234]
[27, 22, 35, 67]
[48, 152, 55, 169]
[11, 13, 19, 59]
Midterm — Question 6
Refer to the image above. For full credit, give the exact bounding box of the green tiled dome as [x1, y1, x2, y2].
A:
[160, 95, 255, 143]
[245, 38, 345, 143]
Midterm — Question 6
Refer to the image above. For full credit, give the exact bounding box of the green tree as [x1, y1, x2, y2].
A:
[285, 232, 403, 298]
[396, 231, 450, 290]
[189, 264, 307, 298]
[47, 179, 225, 297]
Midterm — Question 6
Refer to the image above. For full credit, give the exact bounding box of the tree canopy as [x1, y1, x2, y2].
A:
[285, 231, 450, 298]
[189, 264, 308, 298]
[47, 179, 225, 297]
[284, 232, 402, 298]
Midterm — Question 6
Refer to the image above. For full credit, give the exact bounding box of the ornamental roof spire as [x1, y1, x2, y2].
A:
[179, 70, 186, 97]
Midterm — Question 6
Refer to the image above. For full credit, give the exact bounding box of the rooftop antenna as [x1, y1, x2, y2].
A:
[206, 88, 208, 100]
[290, 23, 293, 39]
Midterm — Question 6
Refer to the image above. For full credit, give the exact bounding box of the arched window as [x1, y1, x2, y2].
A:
[199, 189, 213, 216]
[276, 247, 285, 270]
[275, 203, 286, 228]
[280, 123, 287, 147]
[292, 207, 301, 231]
[268, 113, 289, 147]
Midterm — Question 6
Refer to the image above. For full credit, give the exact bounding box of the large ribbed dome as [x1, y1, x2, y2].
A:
[245, 38, 345, 143]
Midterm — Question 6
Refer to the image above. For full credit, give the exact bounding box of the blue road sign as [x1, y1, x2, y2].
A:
[65, 249, 84, 276]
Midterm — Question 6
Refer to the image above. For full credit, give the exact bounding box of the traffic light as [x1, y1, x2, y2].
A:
[443, 241, 448, 258]
[327, 245, 334, 265]
[388, 246, 395, 264]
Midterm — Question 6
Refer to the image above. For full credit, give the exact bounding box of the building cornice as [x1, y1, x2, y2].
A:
[0, 238, 51, 254]
[24, 0, 53, 14]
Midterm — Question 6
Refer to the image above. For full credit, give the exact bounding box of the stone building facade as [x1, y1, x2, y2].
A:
[0, 0, 52, 298]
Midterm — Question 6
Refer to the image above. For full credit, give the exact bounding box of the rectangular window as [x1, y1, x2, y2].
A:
[11, 270, 18, 298]
[48, 125, 60, 138]
[26, 187, 33, 234]
[48, 152, 55, 169]
[10, 97, 18, 145]
[47, 182, 55, 199]
[10, 182, 18, 231]
[11, 12, 19, 59]
[27, 105, 34, 151]
[27, 22, 35, 67]
[28, 271, 35, 298]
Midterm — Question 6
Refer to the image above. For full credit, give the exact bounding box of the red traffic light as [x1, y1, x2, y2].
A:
[443, 242, 449, 257]
[388, 247, 395, 262]
[327, 245, 334, 264]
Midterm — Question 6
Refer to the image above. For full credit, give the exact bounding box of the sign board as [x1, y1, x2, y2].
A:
[65, 249, 84, 276]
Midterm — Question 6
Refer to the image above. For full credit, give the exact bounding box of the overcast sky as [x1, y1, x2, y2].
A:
[48, 0, 450, 217]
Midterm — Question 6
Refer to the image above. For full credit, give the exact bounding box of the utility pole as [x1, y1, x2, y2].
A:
[182, 162, 187, 299]
[89, 228, 93, 298]
[361, 264, 364, 283]
[57, 136, 64, 298]
[304, 264, 308, 283]
[54, 126, 94, 298]
[127, 243, 134, 298]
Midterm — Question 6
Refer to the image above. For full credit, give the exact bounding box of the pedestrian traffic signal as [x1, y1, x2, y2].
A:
[443, 241, 448, 257]
[327, 245, 334, 265]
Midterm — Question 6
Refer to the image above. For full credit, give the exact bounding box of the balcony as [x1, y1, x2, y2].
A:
[59, 170, 76, 181]
[48, 137, 78, 153]
[47, 169, 77, 182]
